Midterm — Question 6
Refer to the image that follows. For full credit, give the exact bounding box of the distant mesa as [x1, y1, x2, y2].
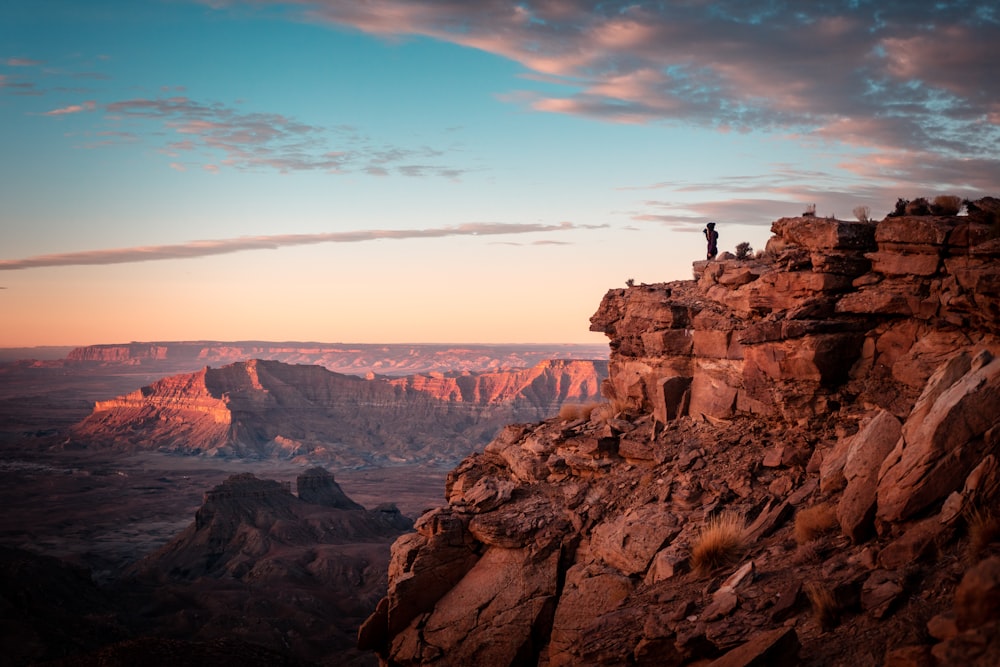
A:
[61, 340, 609, 376]
[297, 466, 365, 510]
[68, 357, 608, 466]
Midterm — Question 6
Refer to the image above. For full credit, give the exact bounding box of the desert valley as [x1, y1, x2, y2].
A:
[0, 342, 607, 664]
[3, 198, 1000, 666]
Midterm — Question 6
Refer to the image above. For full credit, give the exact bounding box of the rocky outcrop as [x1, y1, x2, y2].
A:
[69, 358, 606, 466]
[121, 470, 412, 664]
[362, 201, 1000, 666]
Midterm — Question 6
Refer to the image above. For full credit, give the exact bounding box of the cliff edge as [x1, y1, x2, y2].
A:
[360, 199, 1000, 666]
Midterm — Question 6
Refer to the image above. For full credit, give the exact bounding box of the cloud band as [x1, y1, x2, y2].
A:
[0, 221, 591, 271]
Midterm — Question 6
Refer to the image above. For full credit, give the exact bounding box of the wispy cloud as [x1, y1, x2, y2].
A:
[94, 95, 469, 176]
[6, 57, 43, 67]
[232, 0, 998, 192]
[43, 100, 96, 116]
[0, 222, 593, 271]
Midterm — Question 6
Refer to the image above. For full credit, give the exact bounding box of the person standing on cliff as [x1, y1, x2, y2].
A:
[704, 222, 719, 260]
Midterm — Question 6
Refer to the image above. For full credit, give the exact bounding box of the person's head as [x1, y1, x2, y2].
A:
[707, 222, 716, 228]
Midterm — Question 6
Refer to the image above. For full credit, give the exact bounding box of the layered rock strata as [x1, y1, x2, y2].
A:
[361, 203, 1000, 666]
[70, 358, 606, 465]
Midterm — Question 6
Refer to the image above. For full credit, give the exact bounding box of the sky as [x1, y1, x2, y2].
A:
[1, 1, 998, 347]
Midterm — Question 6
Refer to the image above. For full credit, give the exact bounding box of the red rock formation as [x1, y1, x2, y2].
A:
[70, 358, 607, 466]
[361, 200, 1000, 666]
[65, 341, 609, 376]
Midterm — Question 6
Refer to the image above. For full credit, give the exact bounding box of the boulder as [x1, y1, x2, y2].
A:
[877, 351, 1000, 523]
[837, 410, 902, 542]
[546, 563, 635, 666]
[954, 557, 1000, 631]
[590, 503, 681, 575]
[399, 547, 560, 666]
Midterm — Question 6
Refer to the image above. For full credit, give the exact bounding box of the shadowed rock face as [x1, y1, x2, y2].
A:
[362, 201, 1000, 666]
[115, 471, 413, 664]
[68, 358, 607, 466]
[297, 466, 365, 510]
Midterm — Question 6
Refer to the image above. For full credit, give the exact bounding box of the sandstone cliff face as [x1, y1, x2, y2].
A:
[70, 358, 606, 466]
[362, 204, 1000, 666]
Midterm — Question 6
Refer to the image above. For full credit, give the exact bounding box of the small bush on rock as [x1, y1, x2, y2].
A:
[559, 402, 600, 421]
[805, 582, 840, 630]
[853, 205, 870, 223]
[735, 241, 753, 259]
[794, 502, 838, 544]
[905, 197, 930, 215]
[966, 506, 1000, 559]
[930, 194, 962, 216]
[690, 511, 747, 576]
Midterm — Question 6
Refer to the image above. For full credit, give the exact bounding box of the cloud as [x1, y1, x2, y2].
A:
[228, 0, 999, 191]
[5, 57, 43, 67]
[0, 222, 591, 271]
[43, 100, 96, 116]
[94, 95, 469, 177]
[0, 74, 37, 94]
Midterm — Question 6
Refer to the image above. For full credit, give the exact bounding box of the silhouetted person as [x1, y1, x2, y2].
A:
[704, 222, 719, 260]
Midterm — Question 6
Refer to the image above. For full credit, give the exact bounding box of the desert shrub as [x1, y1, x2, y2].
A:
[966, 507, 1000, 559]
[905, 197, 930, 215]
[735, 241, 753, 260]
[604, 395, 631, 417]
[853, 205, 870, 223]
[888, 198, 908, 217]
[931, 195, 962, 216]
[625, 278, 635, 287]
[559, 402, 600, 421]
[559, 403, 582, 420]
[794, 502, 838, 544]
[802, 204, 816, 217]
[792, 541, 821, 564]
[805, 582, 840, 630]
[690, 511, 747, 576]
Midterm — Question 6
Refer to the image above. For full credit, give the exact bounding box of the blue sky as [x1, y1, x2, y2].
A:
[2, 1, 997, 346]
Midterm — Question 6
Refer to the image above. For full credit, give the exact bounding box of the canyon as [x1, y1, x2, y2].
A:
[0, 344, 608, 665]
[67, 357, 607, 466]
[360, 198, 1000, 665]
[3, 199, 999, 666]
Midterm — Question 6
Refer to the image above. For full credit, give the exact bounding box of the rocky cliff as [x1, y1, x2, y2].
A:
[360, 199, 1000, 666]
[70, 358, 606, 466]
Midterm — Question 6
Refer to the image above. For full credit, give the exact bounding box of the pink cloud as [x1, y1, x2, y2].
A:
[43, 100, 96, 116]
[6, 57, 43, 67]
[0, 222, 592, 271]
[234, 0, 996, 190]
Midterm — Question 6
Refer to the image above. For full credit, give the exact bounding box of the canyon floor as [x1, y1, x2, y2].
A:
[0, 450, 448, 581]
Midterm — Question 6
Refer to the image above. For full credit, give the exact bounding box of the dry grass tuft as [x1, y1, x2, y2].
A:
[966, 506, 1000, 559]
[794, 502, 839, 544]
[792, 541, 822, 564]
[805, 582, 840, 630]
[559, 402, 600, 421]
[690, 511, 747, 576]
[559, 403, 582, 420]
